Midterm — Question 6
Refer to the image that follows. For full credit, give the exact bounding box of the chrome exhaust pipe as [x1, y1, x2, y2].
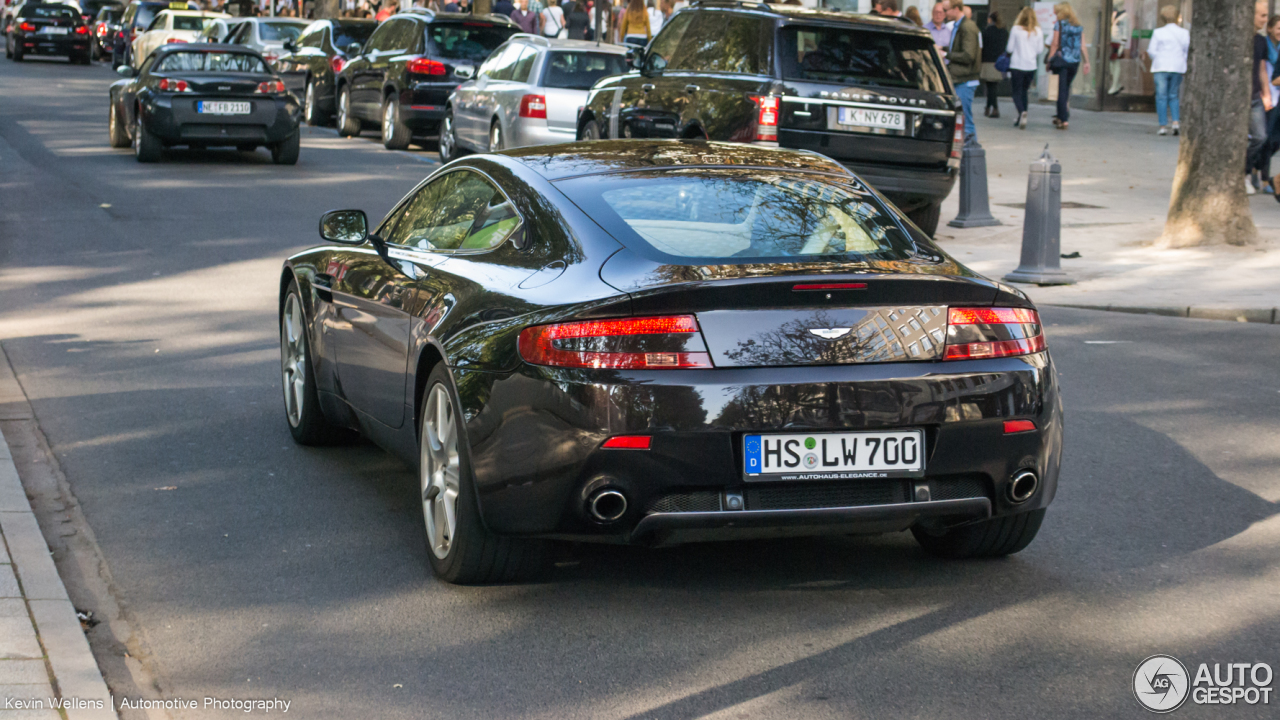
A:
[587, 488, 628, 523]
[1007, 471, 1039, 504]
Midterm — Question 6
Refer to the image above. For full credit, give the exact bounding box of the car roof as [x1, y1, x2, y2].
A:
[158, 9, 227, 16]
[506, 34, 628, 53]
[686, 1, 933, 38]
[502, 140, 850, 181]
[153, 40, 263, 55]
[401, 8, 518, 25]
[243, 16, 309, 23]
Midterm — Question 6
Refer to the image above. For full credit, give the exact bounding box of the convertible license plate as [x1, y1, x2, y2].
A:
[40, 26, 69, 34]
[743, 430, 924, 480]
[197, 101, 251, 115]
[837, 107, 905, 130]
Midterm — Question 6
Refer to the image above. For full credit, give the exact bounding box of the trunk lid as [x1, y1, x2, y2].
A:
[541, 87, 585, 133]
[180, 72, 270, 95]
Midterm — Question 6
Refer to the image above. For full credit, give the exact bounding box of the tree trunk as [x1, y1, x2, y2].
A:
[1159, 0, 1258, 248]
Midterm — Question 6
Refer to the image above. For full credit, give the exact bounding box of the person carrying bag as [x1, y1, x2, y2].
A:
[541, 1, 566, 38]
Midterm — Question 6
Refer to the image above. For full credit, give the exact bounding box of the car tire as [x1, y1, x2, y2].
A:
[381, 95, 411, 150]
[12, 45, 22, 62]
[280, 280, 347, 446]
[437, 107, 461, 163]
[906, 201, 942, 238]
[336, 85, 360, 137]
[419, 364, 549, 585]
[271, 130, 300, 165]
[303, 79, 322, 126]
[133, 113, 160, 162]
[580, 118, 600, 140]
[108, 100, 130, 148]
[911, 508, 1046, 559]
[488, 119, 502, 152]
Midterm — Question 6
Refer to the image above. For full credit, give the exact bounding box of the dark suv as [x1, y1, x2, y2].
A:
[577, 2, 960, 235]
[111, 0, 197, 68]
[335, 8, 517, 150]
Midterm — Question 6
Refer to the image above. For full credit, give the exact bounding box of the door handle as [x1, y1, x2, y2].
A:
[641, 83, 655, 92]
[684, 84, 700, 93]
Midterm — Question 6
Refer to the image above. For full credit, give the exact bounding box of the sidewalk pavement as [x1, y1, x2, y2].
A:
[1, 396, 112, 717]
[936, 98, 1280, 322]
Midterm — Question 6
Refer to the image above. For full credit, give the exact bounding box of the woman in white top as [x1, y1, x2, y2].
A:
[540, 0, 565, 37]
[1005, 7, 1044, 129]
[1145, 6, 1189, 135]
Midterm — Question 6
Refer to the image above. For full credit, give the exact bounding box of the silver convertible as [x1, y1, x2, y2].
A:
[439, 35, 628, 160]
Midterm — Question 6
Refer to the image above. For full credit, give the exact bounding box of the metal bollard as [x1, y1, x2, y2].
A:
[947, 135, 1001, 228]
[1004, 146, 1075, 286]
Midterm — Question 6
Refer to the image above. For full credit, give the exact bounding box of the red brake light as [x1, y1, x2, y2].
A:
[943, 307, 1045, 361]
[951, 113, 964, 157]
[165, 37, 186, 43]
[1003, 420, 1037, 434]
[329, 55, 346, 74]
[96, 24, 106, 35]
[406, 56, 446, 76]
[602, 436, 651, 450]
[518, 94, 546, 119]
[255, 80, 286, 94]
[157, 78, 190, 92]
[750, 95, 778, 142]
[517, 315, 713, 369]
[792, 282, 867, 291]
[18, 21, 35, 31]
[74, 24, 88, 34]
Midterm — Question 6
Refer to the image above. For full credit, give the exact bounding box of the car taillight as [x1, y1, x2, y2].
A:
[518, 315, 713, 369]
[157, 78, 189, 92]
[74, 25, 88, 34]
[18, 21, 35, 31]
[165, 37, 186, 43]
[255, 80, 286, 94]
[943, 307, 1045, 361]
[262, 52, 278, 63]
[405, 56, 446, 75]
[96, 24, 106, 35]
[951, 113, 964, 158]
[518, 94, 546, 119]
[602, 436, 651, 449]
[329, 55, 345, 74]
[749, 95, 778, 142]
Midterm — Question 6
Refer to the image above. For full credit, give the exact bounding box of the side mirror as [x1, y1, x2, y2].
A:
[345, 42, 361, 56]
[454, 64, 474, 80]
[116, 65, 136, 77]
[626, 48, 643, 70]
[319, 209, 369, 244]
[283, 39, 297, 52]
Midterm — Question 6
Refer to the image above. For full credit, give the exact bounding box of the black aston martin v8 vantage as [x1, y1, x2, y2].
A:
[279, 140, 1063, 584]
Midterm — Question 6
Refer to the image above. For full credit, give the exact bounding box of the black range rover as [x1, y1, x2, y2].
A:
[577, 2, 961, 235]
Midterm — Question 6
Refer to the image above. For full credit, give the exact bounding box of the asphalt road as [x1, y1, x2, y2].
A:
[1, 55, 1278, 720]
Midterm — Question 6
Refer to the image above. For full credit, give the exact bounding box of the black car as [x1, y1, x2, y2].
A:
[111, 0, 195, 68]
[79, 0, 119, 25]
[108, 43, 301, 163]
[90, 4, 123, 60]
[6, 3, 91, 63]
[279, 140, 1062, 585]
[577, 2, 961, 236]
[274, 17, 377, 127]
[334, 8, 517, 150]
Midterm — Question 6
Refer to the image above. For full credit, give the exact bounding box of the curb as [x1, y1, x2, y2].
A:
[0, 380, 114, 718]
[1045, 304, 1280, 324]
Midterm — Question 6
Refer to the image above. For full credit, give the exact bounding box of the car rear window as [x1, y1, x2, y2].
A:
[542, 51, 628, 90]
[154, 50, 267, 73]
[171, 14, 209, 31]
[259, 21, 304, 41]
[557, 170, 918, 262]
[427, 21, 513, 62]
[780, 26, 949, 93]
[22, 6, 77, 18]
[332, 22, 374, 50]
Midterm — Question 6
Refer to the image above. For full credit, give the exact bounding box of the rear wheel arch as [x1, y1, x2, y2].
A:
[413, 343, 448, 438]
[576, 109, 597, 140]
[682, 122, 708, 140]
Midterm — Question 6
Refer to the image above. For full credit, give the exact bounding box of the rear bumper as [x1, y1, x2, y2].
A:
[452, 352, 1063, 542]
[509, 120, 576, 149]
[14, 33, 88, 54]
[402, 81, 460, 133]
[141, 94, 300, 145]
[841, 161, 958, 213]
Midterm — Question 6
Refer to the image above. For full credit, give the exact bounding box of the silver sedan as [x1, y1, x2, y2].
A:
[442, 35, 628, 159]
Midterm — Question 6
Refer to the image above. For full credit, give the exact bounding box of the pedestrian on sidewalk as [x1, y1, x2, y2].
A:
[1247, 1, 1269, 194]
[1006, 7, 1042, 130]
[511, 0, 540, 33]
[944, 0, 980, 139]
[904, 6, 922, 26]
[540, 0, 565, 36]
[617, 0, 649, 46]
[925, 1, 952, 50]
[981, 12, 1008, 119]
[1045, 2, 1088, 130]
[1145, 5, 1188, 136]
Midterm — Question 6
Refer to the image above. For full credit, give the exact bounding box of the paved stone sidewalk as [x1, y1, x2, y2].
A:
[936, 99, 1280, 322]
[0, 425, 113, 718]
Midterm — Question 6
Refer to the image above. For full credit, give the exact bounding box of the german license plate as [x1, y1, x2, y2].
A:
[837, 107, 905, 130]
[743, 429, 924, 480]
[41, 26, 68, 34]
[197, 101, 250, 115]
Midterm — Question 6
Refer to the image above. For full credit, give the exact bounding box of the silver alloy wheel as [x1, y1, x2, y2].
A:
[489, 122, 500, 151]
[383, 99, 395, 143]
[421, 383, 460, 560]
[133, 115, 141, 154]
[440, 113, 454, 158]
[109, 103, 117, 137]
[304, 81, 315, 122]
[338, 89, 348, 128]
[280, 293, 307, 428]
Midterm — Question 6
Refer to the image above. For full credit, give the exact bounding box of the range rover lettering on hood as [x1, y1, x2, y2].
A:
[816, 91, 928, 106]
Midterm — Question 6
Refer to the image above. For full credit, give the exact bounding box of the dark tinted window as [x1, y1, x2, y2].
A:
[644, 10, 691, 73]
[668, 12, 768, 75]
[332, 22, 374, 50]
[781, 26, 948, 93]
[363, 19, 395, 51]
[386, 171, 518, 252]
[511, 45, 538, 83]
[556, 170, 918, 262]
[482, 43, 522, 80]
[131, 4, 165, 28]
[259, 20, 306, 41]
[297, 23, 322, 47]
[172, 15, 211, 31]
[542, 50, 627, 89]
[22, 5, 77, 18]
[154, 50, 268, 73]
[427, 21, 514, 62]
[96, 8, 123, 22]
